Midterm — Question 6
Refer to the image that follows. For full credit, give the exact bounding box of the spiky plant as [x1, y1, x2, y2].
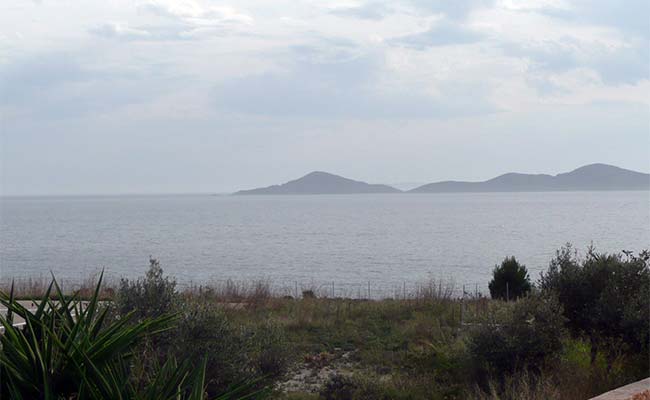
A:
[0, 272, 219, 399]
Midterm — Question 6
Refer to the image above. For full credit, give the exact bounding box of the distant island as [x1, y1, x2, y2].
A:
[235, 164, 649, 195]
[235, 171, 401, 195]
[410, 163, 650, 193]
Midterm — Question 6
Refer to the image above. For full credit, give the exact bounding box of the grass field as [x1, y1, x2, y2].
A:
[3, 278, 645, 399]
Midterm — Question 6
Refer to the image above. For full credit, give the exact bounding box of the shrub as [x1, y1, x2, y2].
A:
[470, 369, 561, 400]
[540, 245, 650, 369]
[116, 257, 178, 320]
[469, 294, 566, 379]
[173, 297, 251, 395]
[320, 375, 357, 400]
[318, 373, 417, 400]
[488, 257, 531, 301]
[250, 320, 292, 377]
[173, 296, 290, 396]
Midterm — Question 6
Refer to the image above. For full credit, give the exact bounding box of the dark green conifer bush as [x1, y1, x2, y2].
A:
[488, 256, 531, 301]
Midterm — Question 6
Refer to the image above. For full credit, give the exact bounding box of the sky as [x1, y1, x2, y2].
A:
[0, 0, 649, 195]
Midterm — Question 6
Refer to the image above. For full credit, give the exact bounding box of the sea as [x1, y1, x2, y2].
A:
[1, 191, 649, 298]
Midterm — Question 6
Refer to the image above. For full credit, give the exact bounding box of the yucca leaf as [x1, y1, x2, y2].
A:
[188, 357, 208, 400]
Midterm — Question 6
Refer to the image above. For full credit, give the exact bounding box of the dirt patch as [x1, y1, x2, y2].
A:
[276, 349, 357, 394]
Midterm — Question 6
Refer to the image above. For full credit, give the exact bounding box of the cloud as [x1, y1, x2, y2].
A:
[407, 0, 495, 19]
[139, 0, 253, 26]
[89, 21, 198, 41]
[328, 0, 494, 21]
[211, 40, 495, 119]
[89, 1, 253, 42]
[389, 20, 483, 48]
[0, 52, 172, 121]
[541, 0, 650, 38]
[329, 2, 391, 20]
[89, 22, 154, 40]
[501, 37, 649, 86]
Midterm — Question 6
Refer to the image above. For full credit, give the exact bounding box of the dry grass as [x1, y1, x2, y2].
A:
[180, 279, 273, 303]
[471, 370, 562, 400]
[0, 274, 117, 300]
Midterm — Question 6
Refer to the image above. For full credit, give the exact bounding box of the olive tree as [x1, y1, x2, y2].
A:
[540, 244, 650, 370]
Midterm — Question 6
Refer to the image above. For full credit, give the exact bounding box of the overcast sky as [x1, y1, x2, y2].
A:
[1, 0, 648, 195]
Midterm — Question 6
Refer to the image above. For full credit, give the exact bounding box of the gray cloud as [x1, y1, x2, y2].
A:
[0, 53, 174, 121]
[212, 42, 494, 119]
[592, 44, 649, 85]
[406, 0, 495, 19]
[329, 0, 494, 21]
[389, 20, 483, 48]
[501, 38, 649, 85]
[0, 54, 89, 100]
[541, 0, 650, 38]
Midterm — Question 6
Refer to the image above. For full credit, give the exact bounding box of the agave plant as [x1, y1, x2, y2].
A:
[0, 272, 210, 400]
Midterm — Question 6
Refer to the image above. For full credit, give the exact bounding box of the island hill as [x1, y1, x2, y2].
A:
[235, 171, 401, 195]
[410, 163, 650, 193]
[234, 164, 650, 195]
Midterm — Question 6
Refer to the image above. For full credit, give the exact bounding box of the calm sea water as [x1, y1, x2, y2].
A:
[1, 192, 648, 296]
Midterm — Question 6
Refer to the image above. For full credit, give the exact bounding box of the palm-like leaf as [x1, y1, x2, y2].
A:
[0, 272, 199, 399]
[0, 272, 266, 399]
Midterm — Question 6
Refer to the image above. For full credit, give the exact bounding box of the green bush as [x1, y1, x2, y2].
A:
[488, 257, 531, 301]
[116, 264, 283, 397]
[540, 245, 650, 369]
[250, 320, 292, 377]
[469, 294, 566, 379]
[172, 296, 290, 396]
[173, 297, 251, 395]
[116, 257, 178, 320]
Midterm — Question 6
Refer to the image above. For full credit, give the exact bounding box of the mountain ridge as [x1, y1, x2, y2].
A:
[235, 171, 402, 195]
[234, 164, 650, 195]
[410, 163, 650, 193]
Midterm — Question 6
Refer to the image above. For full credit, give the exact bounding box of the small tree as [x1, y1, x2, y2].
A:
[116, 257, 177, 320]
[489, 256, 531, 301]
[540, 245, 650, 369]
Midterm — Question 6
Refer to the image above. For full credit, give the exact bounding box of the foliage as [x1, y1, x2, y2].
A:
[172, 296, 278, 396]
[318, 372, 437, 400]
[120, 274, 289, 397]
[250, 319, 292, 377]
[469, 294, 566, 378]
[470, 369, 561, 400]
[320, 374, 357, 400]
[539, 245, 650, 368]
[488, 257, 531, 301]
[116, 257, 178, 320]
[0, 273, 208, 400]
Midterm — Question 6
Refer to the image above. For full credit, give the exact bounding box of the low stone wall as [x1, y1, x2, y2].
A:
[590, 378, 650, 400]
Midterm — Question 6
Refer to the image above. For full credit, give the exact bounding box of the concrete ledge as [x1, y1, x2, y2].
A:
[590, 378, 650, 400]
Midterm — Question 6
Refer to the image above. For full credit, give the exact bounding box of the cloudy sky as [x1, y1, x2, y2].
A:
[1, 0, 648, 195]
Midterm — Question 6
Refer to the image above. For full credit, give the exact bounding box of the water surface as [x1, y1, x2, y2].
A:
[1, 192, 648, 296]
